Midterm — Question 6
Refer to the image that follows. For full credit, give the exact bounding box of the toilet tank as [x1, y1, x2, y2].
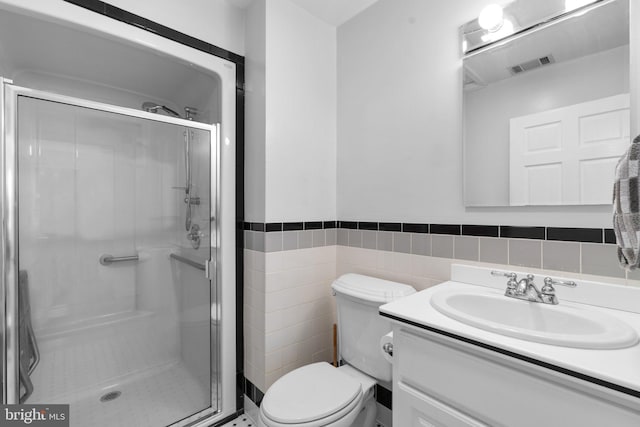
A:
[332, 274, 416, 383]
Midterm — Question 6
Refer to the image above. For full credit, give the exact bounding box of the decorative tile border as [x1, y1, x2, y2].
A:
[244, 377, 264, 407]
[244, 221, 337, 252]
[244, 221, 617, 249]
[244, 221, 337, 231]
[244, 221, 626, 279]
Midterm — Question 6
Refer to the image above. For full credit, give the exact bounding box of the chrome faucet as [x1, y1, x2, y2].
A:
[491, 271, 576, 305]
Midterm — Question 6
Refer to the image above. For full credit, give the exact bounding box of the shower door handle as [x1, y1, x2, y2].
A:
[205, 259, 215, 281]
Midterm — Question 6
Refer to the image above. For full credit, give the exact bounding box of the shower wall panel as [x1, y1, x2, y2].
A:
[17, 98, 190, 334]
[18, 99, 140, 332]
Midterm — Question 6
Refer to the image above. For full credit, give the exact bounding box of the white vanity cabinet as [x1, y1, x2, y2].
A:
[392, 326, 640, 427]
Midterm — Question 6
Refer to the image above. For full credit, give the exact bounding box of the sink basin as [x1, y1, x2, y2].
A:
[430, 288, 639, 349]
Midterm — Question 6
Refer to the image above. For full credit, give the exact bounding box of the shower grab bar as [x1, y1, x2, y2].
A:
[99, 254, 139, 266]
[170, 253, 206, 271]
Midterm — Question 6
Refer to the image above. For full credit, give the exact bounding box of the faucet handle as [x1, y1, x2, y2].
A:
[491, 270, 518, 291]
[491, 270, 517, 279]
[542, 277, 577, 295]
[543, 277, 577, 287]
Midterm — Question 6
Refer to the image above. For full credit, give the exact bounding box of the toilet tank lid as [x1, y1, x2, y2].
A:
[332, 274, 416, 303]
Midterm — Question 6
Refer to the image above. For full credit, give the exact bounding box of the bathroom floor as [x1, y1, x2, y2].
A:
[221, 412, 388, 427]
[220, 414, 256, 427]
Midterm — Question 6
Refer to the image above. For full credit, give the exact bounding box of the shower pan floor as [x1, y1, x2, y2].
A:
[29, 310, 180, 403]
[70, 361, 211, 427]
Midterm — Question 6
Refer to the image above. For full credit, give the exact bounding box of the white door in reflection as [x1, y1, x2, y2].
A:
[509, 93, 629, 206]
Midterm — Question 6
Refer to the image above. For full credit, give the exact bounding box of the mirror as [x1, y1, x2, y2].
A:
[463, 0, 629, 207]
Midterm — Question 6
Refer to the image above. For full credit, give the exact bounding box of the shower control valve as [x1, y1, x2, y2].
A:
[184, 196, 201, 206]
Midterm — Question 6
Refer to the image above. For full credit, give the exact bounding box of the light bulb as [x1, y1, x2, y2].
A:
[479, 4, 504, 32]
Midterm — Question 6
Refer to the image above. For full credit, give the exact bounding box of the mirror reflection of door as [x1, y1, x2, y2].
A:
[509, 94, 629, 206]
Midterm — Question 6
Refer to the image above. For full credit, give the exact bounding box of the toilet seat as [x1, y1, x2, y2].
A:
[260, 362, 364, 427]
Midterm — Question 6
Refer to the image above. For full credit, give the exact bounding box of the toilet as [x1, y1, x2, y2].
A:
[258, 274, 416, 427]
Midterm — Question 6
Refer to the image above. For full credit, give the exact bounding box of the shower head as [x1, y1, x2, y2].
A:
[142, 102, 181, 118]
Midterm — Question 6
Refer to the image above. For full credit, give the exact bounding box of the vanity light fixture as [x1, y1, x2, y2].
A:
[481, 18, 514, 42]
[565, 0, 596, 13]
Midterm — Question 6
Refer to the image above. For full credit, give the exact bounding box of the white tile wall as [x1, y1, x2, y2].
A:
[336, 246, 448, 291]
[244, 248, 266, 391]
[16, 97, 208, 332]
[336, 246, 638, 292]
[247, 243, 640, 394]
[18, 99, 140, 330]
[244, 246, 336, 391]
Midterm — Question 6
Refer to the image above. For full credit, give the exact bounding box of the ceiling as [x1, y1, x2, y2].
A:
[292, 0, 381, 26]
[230, 0, 381, 27]
[0, 9, 219, 119]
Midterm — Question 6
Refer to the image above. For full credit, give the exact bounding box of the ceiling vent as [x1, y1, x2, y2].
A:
[509, 55, 555, 75]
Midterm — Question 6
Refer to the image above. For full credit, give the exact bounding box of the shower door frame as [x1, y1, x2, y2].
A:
[1, 81, 222, 426]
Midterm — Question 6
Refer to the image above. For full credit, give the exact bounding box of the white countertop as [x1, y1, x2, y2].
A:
[379, 264, 640, 394]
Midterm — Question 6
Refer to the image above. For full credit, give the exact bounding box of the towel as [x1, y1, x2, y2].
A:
[18, 270, 39, 403]
[613, 135, 640, 270]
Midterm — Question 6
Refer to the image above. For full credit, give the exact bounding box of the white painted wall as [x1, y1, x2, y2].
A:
[105, 0, 246, 55]
[265, 0, 337, 222]
[244, 0, 267, 222]
[337, 0, 614, 227]
[242, 0, 338, 392]
[244, 0, 337, 223]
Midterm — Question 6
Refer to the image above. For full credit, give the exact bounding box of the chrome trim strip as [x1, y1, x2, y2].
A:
[213, 122, 222, 413]
[5, 84, 215, 131]
[1, 77, 5, 403]
[168, 407, 219, 427]
[3, 82, 19, 404]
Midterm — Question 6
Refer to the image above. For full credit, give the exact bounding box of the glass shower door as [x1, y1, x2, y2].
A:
[3, 85, 219, 427]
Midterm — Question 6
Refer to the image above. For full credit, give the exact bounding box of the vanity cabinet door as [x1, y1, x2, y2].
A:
[393, 327, 640, 427]
[395, 379, 489, 427]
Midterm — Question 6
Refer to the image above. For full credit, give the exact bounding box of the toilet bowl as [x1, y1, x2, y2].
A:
[258, 363, 376, 427]
[257, 274, 416, 427]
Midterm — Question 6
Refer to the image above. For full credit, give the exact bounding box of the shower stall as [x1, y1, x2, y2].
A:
[2, 82, 220, 426]
[0, 4, 238, 427]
